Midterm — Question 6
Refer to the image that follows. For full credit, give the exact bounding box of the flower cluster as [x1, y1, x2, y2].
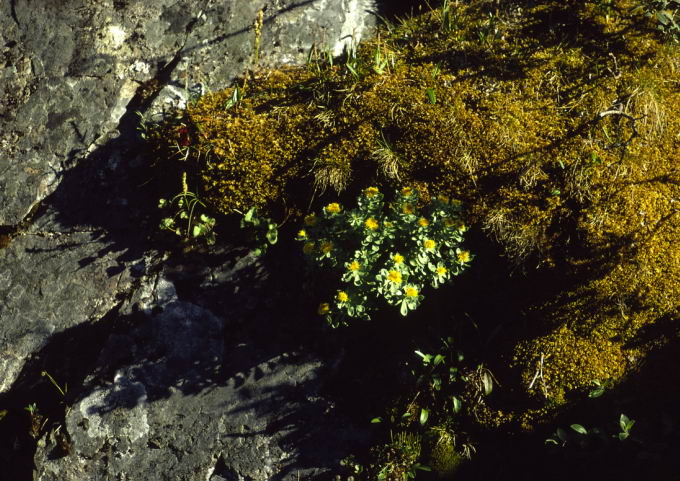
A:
[298, 186, 472, 325]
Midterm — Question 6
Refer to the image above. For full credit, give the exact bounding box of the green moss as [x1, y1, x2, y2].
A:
[429, 435, 464, 478]
[146, 0, 680, 431]
[513, 324, 627, 404]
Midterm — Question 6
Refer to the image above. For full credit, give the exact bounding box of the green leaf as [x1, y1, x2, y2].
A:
[618, 432, 629, 441]
[244, 207, 255, 223]
[452, 396, 462, 413]
[556, 427, 568, 442]
[192, 225, 203, 237]
[415, 351, 431, 363]
[620, 414, 631, 431]
[657, 10, 673, 25]
[481, 372, 493, 395]
[434, 354, 445, 366]
[160, 218, 174, 229]
[419, 408, 429, 425]
[589, 386, 605, 398]
[0, 409, 7, 422]
[620, 414, 635, 432]
[426, 88, 437, 104]
[266, 227, 278, 244]
[370, 417, 382, 424]
[400, 301, 409, 316]
[158, 198, 167, 208]
[571, 424, 588, 435]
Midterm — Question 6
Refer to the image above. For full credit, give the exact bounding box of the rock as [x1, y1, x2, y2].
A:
[33, 258, 367, 481]
[0, 0, 376, 396]
[0, 0, 377, 226]
[1, 0, 377, 478]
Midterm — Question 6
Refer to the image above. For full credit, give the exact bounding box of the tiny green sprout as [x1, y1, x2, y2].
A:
[224, 84, 243, 110]
[452, 395, 462, 413]
[588, 379, 606, 398]
[426, 88, 437, 104]
[238, 207, 278, 256]
[571, 424, 588, 435]
[431, 63, 441, 80]
[617, 413, 635, 440]
[372, 43, 391, 75]
[158, 177, 217, 245]
[24, 403, 38, 415]
[419, 408, 429, 425]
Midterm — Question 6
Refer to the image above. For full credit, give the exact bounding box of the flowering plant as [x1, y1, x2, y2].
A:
[298, 186, 472, 326]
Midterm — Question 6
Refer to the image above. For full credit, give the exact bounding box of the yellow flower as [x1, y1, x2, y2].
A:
[423, 239, 436, 250]
[418, 217, 430, 227]
[304, 213, 318, 226]
[325, 203, 342, 214]
[457, 250, 470, 263]
[364, 186, 380, 198]
[348, 260, 361, 271]
[318, 303, 330, 315]
[436, 265, 447, 276]
[387, 270, 402, 284]
[393, 253, 404, 264]
[365, 217, 379, 230]
[297, 229, 307, 239]
[402, 203, 415, 215]
[320, 241, 333, 254]
[337, 291, 349, 303]
[404, 286, 419, 298]
[437, 194, 450, 204]
[303, 242, 315, 254]
[401, 186, 413, 197]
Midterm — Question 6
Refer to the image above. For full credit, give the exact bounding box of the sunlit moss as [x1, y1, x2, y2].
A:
[513, 325, 627, 404]
[146, 0, 680, 431]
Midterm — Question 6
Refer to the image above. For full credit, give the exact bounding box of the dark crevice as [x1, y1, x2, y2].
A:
[0, 201, 44, 250]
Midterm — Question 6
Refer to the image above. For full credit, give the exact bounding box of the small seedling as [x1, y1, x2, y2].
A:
[617, 413, 635, 440]
[238, 207, 278, 256]
[158, 173, 216, 245]
[24, 403, 47, 439]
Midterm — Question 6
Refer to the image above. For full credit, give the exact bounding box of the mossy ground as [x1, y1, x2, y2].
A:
[146, 0, 679, 477]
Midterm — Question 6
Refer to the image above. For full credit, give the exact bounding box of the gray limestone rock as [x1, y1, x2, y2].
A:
[33, 259, 366, 480]
[0, 0, 376, 397]
[1, 0, 377, 226]
[0, 0, 377, 477]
